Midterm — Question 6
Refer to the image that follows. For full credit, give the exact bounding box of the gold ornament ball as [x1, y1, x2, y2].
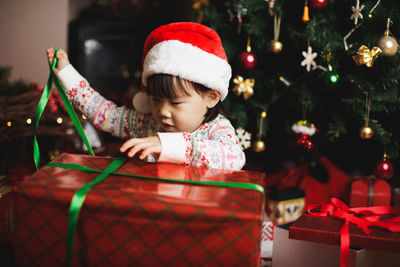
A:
[359, 125, 374, 139]
[269, 40, 283, 53]
[252, 140, 266, 152]
[378, 35, 399, 56]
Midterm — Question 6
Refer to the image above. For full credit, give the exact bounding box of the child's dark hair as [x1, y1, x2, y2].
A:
[147, 74, 231, 123]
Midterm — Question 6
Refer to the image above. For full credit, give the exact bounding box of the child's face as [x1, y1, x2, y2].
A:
[150, 81, 219, 133]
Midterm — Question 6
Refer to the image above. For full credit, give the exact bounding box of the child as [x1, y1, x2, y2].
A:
[47, 22, 245, 170]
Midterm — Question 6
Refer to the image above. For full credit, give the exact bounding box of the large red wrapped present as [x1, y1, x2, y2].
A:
[14, 153, 265, 267]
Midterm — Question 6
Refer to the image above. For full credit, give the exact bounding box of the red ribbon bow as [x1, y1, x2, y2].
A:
[307, 198, 400, 267]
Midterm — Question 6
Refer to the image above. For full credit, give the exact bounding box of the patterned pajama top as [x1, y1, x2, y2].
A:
[57, 65, 246, 170]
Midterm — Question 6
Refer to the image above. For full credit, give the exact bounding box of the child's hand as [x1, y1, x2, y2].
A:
[46, 47, 70, 74]
[120, 136, 162, 160]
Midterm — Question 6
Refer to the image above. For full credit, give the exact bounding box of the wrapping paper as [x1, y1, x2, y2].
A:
[15, 153, 265, 266]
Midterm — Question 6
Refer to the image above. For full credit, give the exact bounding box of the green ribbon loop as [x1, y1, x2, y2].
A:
[33, 49, 95, 170]
[46, 160, 265, 266]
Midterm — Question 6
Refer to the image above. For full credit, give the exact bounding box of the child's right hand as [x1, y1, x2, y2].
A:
[46, 47, 70, 74]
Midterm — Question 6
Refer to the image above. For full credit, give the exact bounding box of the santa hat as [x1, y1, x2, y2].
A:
[133, 22, 232, 113]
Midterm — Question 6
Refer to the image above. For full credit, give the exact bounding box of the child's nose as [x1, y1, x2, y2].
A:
[158, 101, 171, 118]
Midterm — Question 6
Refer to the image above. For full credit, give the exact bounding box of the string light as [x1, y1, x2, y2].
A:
[57, 117, 63, 124]
[329, 73, 339, 83]
[26, 118, 32, 124]
[82, 114, 87, 120]
[6, 121, 12, 127]
[279, 76, 291, 86]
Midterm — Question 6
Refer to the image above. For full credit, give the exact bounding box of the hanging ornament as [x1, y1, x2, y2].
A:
[352, 45, 382, 68]
[378, 18, 399, 56]
[236, 1, 248, 34]
[301, 46, 318, 72]
[374, 154, 394, 179]
[294, 133, 315, 151]
[359, 125, 374, 139]
[292, 120, 317, 136]
[269, 14, 283, 53]
[266, 0, 275, 16]
[252, 111, 267, 153]
[292, 120, 317, 151]
[359, 91, 373, 139]
[236, 127, 252, 150]
[232, 75, 255, 100]
[309, 0, 329, 10]
[192, 0, 209, 23]
[350, 0, 364, 25]
[252, 140, 266, 153]
[302, 0, 310, 23]
[238, 35, 257, 69]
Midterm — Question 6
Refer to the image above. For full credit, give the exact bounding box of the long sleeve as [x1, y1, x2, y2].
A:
[157, 115, 246, 170]
[56, 64, 157, 139]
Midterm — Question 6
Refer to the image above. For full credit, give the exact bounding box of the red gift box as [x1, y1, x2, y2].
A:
[289, 214, 400, 253]
[14, 153, 265, 266]
[348, 176, 391, 207]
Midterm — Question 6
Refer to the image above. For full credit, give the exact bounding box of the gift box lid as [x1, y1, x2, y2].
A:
[289, 214, 400, 253]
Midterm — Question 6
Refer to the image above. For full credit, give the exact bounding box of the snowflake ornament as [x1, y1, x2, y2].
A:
[301, 46, 318, 72]
[236, 127, 252, 150]
[350, 0, 364, 25]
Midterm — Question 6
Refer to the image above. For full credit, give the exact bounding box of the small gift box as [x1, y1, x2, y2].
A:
[267, 187, 305, 225]
[285, 198, 400, 267]
[272, 222, 400, 267]
[348, 176, 391, 207]
[14, 153, 265, 266]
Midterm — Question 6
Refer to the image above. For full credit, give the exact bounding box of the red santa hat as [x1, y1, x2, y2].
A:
[133, 22, 232, 113]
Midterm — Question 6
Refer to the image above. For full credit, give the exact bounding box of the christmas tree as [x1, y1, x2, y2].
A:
[201, 0, 400, 178]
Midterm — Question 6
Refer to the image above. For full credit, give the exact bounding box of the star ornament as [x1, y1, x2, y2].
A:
[350, 0, 364, 25]
[301, 46, 318, 72]
[232, 75, 255, 100]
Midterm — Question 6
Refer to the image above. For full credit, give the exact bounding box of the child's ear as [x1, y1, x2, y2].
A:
[206, 90, 222, 108]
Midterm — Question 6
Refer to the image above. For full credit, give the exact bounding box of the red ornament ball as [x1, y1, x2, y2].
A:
[374, 158, 394, 179]
[238, 51, 257, 70]
[310, 0, 329, 10]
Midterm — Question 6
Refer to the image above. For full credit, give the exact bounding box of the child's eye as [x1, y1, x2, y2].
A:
[170, 101, 183, 105]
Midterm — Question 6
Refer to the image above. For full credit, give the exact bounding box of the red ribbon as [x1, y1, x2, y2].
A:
[307, 198, 400, 267]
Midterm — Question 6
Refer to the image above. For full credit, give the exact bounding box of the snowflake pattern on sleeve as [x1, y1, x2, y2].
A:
[60, 70, 156, 140]
[182, 115, 245, 170]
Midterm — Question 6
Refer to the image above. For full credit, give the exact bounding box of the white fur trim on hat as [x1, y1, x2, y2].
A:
[142, 40, 231, 100]
[132, 91, 152, 114]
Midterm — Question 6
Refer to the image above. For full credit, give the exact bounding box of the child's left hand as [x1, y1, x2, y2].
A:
[120, 136, 161, 160]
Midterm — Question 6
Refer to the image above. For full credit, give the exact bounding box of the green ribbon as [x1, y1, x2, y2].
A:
[47, 160, 265, 266]
[60, 158, 126, 267]
[33, 49, 95, 170]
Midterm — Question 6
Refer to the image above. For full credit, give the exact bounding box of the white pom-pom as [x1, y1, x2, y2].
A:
[132, 91, 152, 114]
